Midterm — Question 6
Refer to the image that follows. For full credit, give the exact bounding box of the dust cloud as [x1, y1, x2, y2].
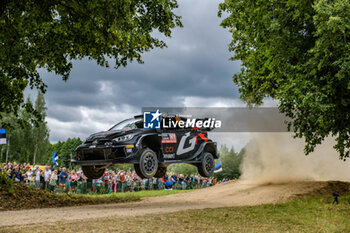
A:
[240, 133, 350, 183]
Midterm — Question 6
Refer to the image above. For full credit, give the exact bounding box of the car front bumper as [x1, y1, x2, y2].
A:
[72, 144, 139, 166]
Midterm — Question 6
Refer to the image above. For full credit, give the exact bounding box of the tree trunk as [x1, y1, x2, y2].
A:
[5, 138, 9, 164]
[33, 143, 37, 165]
[0, 146, 3, 162]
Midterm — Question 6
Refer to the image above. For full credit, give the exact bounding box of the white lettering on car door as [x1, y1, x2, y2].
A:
[176, 132, 196, 155]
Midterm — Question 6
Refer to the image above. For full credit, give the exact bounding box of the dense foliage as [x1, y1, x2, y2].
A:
[213, 145, 243, 180]
[0, 171, 14, 193]
[0, 0, 182, 119]
[0, 92, 49, 164]
[0, 92, 82, 166]
[48, 138, 83, 168]
[168, 163, 198, 175]
[219, 0, 350, 159]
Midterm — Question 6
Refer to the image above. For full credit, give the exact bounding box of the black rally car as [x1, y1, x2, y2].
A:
[71, 115, 219, 179]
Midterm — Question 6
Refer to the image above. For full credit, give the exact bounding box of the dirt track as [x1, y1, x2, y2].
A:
[0, 180, 348, 228]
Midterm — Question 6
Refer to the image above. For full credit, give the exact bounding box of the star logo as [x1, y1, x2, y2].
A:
[151, 109, 161, 122]
[143, 109, 162, 129]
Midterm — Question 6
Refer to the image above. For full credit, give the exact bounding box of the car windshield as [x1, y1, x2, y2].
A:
[109, 118, 143, 131]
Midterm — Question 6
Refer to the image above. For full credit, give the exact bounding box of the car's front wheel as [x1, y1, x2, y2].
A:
[82, 166, 105, 179]
[135, 148, 158, 178]
[134, 163, 146, 179]
[197, 152, 215, 177]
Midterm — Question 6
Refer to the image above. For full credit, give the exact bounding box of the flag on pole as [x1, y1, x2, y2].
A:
[52, 152, 59, 165]
[0, 129, 6, 145]
[214, 161, 222, 173]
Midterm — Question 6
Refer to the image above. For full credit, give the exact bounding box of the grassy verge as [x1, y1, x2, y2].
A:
[4, 196, 350, 232]
[0, 182, 190, 211]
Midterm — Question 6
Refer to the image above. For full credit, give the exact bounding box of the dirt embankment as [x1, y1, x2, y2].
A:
[0, 182, 138, 211]
[0, 180, 349, 228]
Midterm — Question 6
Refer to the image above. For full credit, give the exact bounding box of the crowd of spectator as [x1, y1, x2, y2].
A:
[1, 162, 221, 194]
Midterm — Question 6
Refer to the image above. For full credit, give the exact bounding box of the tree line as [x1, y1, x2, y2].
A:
[0, 92, 81, 167]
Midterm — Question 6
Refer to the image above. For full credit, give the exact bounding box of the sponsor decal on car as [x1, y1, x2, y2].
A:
[164, 153, 175, 159]
[161, 133, 177, 143]
[177, 132, 196, 155]
[165, 146, 174, 153]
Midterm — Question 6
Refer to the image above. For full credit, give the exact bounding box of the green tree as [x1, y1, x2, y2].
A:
[168, 163, 198, 176]
[0, 0, 182, 118]
[48, 138, 82, 168]
[219, 0, 350, 159]
[0, 97, 36, 163]
[0, 93, 50, 164]
[32, 92, 50, 164]
[213, 145, 243, 180]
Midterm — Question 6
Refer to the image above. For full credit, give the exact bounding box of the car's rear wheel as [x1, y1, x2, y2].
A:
[197, 152, 215, 177]
[154, 165, 167, 178]
[137, 148, 158, 178]
[82, 166, 105, 179]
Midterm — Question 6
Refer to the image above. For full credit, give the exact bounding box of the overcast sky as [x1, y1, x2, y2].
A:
[26, 0, 257, 151]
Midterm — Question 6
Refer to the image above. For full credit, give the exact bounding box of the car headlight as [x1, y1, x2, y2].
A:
[113, 134, 134, 142]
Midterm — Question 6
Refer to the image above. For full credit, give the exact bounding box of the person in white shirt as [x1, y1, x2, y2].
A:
[26, 169, 33, 183]
[44, 166, 52, 190]
[35, 167, 41, 188]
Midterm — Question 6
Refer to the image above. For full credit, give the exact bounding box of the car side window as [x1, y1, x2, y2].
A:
[135, 120, 143, 129]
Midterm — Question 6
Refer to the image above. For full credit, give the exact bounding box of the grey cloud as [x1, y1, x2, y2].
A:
[30, 0, 245, 142]
[41, 0, 240, 108]
[47, 105, 83, 123]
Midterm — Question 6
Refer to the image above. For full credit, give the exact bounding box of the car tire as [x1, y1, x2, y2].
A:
[154, 165, 167, 178]
[134, 164, 146, 179]
[82, 166, 105, 179]
[197, 152, 215, 177]
[137, 148, 158, 178]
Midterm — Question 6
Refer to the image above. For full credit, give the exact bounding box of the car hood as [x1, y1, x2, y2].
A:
[85, 130, 126, 142]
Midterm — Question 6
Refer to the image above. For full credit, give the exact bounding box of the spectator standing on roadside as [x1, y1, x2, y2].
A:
[58, 167, 62, 177]
[40, 170, 46, 189]
[119, 171, 126, 192]
[44, 166, 51, 190]
[65, 170, 71, 191]
[25, 168, 33, 184]
[12, 166, 22, 183]
[58, 168, 68, 191]
[6, 169, 12, 179]
[49, 170, 58, 192]
[35, 167, 41, 188]
[70, 170, 78, 193]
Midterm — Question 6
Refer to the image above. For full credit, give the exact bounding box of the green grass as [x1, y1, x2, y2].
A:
[174, 197, 350, 233]
[77, 189, 192, 198]
[4, 195, 350, 233]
